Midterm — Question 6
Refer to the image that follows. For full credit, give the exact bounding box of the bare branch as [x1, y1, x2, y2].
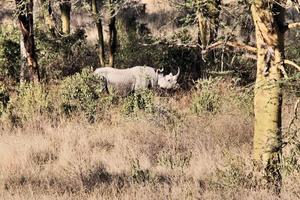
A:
[287, 22, 300, 30]
[141, 38, 300, 73]
[284, 59, 300, 71]
[139, 40, 199, 48]
[203, 40, 300, 72]
[278, 65, 289, 78]
[288, 99, 300, 131]
[202, 41, 257, 54]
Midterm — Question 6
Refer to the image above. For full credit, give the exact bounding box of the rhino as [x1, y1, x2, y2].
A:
[94, 66, 180, 96]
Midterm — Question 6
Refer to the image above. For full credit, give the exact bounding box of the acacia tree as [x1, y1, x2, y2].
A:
[15, 0, 40, 82]
[251, 0, 300, 191]
[198, 0, 300, 191]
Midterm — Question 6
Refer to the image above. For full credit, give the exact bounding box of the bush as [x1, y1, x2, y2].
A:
[226, 86, 254, 117]
[122, 89, 154, 115]
[0, 26, 20, 84]
[36, 29, 99, 81]
[191, 78, 221, 115]
[0, 82, 9, 116]
[59, 68, 106, 122]
[4, 83, 51, 125]
[157, 148, 192, 171]
[148, 104, 182, 129]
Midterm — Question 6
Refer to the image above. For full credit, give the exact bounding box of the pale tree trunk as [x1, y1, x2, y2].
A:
[19, 35, 27, 83]
[41, 0, 56, 36]
[251, 1, 286, 192]
[16, 0, 40, 83]
[108, 0, 117, 67]
[60, 0, 71, 34]
[91, 0, 105, 67]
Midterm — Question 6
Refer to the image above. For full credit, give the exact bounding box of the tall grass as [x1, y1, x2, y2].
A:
[0, 79, 298, 200]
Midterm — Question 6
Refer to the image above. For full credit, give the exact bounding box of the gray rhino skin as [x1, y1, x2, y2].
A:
[94, 66, 180, 96]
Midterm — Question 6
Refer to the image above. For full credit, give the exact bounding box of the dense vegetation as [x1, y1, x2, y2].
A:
[0, 0, 299, 199]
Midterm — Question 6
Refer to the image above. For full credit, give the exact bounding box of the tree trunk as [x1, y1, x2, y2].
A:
[19, 35, 27, 83]
[41, 0, 56, 36]
[91, 0, 105, 67]
[16, 0, 40, 83]
[251, 1, 285, 192]
[108, 0, 117, 67]
[60, 0, 71, 35]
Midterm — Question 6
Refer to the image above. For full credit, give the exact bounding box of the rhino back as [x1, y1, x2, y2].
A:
[95, 68, 135, 95]
[130, 66, 158, 89]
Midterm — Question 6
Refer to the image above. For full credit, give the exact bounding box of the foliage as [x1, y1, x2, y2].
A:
[157, 147, 192, 171]
[171, 28, 193, 44]
[281, 72, 300, 97]
[0, 26, 20, 84]
[4, 83, 51, 125]
[130, 158, 151, 183]
[0, 82, 9, 117]
[36, 29, 99, 81]
[59, 68, 106, 122]
[283, 127, 300, 175]
[210, 154, 257, 192]
[282, 99, 300, 175]
[148, 104, 182, 129]
[191, 78, 221, 115]
[227, 86, 254, 117]
[122, 89, 154, 115]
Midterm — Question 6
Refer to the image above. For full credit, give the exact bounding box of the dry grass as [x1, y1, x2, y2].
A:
[0, 83, 299, 200]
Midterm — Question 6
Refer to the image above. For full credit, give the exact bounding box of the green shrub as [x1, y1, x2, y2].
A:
[0, 26, 20, 83]
[5, 83, 51, 125]
[227, 86, 254, 117]
[191, 78, 221, 115]
[157, 148, 192, 171]
[122, 89, 154, 115]
[282, 102, 300, 174]
[148, 104, 182, 129]
[0, 82, 9, 116]
[59, 68, 106, 122]
[36, 29, 99, 80]
[130, 158, 151, 183]
[209, 154, 262, 193]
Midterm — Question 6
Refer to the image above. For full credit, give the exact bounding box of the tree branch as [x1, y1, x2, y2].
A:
[202, 41, 257, 54]
[204, 40, 300, 72]
[141, 38, 300, 73]
[139, 40, 199, 48]
[287, 22, 300, 30]
[284, 59, 300, 71]
[241, 54, 298, 77]
[288, 99, 300, 131]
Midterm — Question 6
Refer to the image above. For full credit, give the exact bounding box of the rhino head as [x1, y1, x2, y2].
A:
[157, 67, 180, 89]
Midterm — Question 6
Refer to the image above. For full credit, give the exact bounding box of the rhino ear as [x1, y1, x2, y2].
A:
[173, 67, 180, 80]
[156, 68, 164, 74]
